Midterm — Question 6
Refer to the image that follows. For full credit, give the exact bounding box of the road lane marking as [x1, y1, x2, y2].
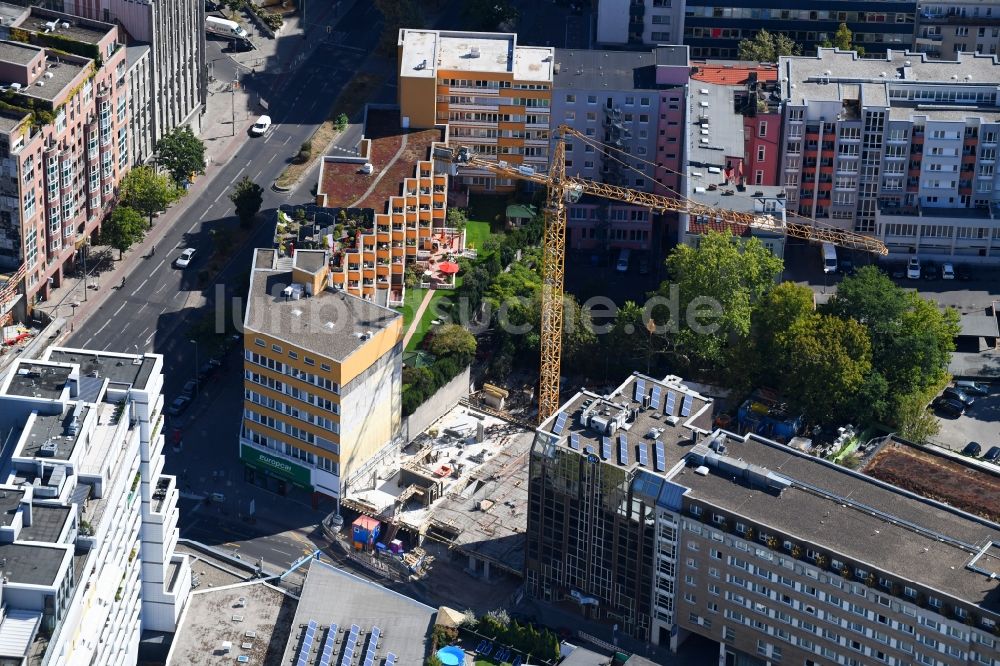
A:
[138, 326, 149, 339]
[200, 209, 211, 220]
[120, 321, 131, 334]
[112, 303, 126, 317]
[130, 278, 148, 296]
[188, 222, 198, 233]
[229, 170, 243, 185]
[213, 189, 225, 203]
[150, 258, 166, 276]
[156, 282, 167, 294]
[254, 169, 263, 180]
[146, 330, 156, 345]
[266, 154, 276, 164]
[93, 319, 111, 337]
[245, 159, 252, 167]
[283, 135, 291, 145]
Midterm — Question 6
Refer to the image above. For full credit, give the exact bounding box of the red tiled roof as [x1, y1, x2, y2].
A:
[317, 109, 443, 211]
[691, 64, 778, 86]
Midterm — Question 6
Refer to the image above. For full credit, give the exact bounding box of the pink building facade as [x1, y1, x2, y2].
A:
[0, 7, 129, 305]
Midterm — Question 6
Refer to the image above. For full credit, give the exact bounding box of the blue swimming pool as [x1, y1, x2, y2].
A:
[437, 645, 465, 666]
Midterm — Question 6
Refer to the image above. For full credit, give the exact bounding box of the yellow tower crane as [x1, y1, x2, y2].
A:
[443, 125, 889, 423]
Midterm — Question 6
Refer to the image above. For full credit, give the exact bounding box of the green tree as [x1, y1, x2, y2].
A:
[373, 0, 423, 53]
[896, 388, 942, 443]
[777, 313, 873, 424]
[120, 166, 177, 227]
[462, 0, 518, 31]
[738, 281, 815, 387]
[101, 205, 145, 259]
[657, 231, 783, 367]
[426, 324, 477, 365]
[831, 22, 864, 55]
[446, 207, 468, 231]
[334, 113, 349, 131]
[737, 29, 802, 62]
[155, 126, 206, 185]
[824, 266, 959, 413]
[230, 176, 264, 228]
[404, 264, 422, 289]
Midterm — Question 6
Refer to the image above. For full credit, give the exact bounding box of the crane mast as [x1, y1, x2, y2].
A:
[444, 126, 888, 423]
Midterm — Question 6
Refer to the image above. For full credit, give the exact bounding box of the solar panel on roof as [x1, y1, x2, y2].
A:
[664, 391, 677, 415]
[618, 434, 629, 465]
[552, 412, 567, 435]
[634, 378, 646, 402]
[340, 625, 361, 666]
[601, 436, 612, 460]
[654, 440, 666, 472]
[361, 626, 381, 666]
[569, 433, 580, 450]
[680, 394, 693, 417]
[637, 442, 648, 467]
[649, 385, 662, 410]
[386, 654, 398, 666]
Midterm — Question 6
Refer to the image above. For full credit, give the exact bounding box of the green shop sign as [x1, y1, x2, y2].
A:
[241, 445, 313, 489]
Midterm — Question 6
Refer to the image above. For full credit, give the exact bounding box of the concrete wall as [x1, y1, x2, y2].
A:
[403, 365, 471, 442]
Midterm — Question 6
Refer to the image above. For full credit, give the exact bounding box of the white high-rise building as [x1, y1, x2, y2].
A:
[0, 347, 190, 664]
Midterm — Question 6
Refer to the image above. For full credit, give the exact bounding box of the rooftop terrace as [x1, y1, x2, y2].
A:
[21, 405, 89, 460]
[399, 29, 553, 82]
[13, 7, 114, 45]
[316, 108, 443, 211]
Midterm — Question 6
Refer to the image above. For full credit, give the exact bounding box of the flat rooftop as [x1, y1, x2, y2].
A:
[1, 51, 87, 103]
[47, 348, 157, 392]
[538, 373, 715, 476]
[0, 489, 24, 527]
[675, 431, 1000, 614]
[780, 48, 1000, 109]
[4, 362, 71, 400]
[280, 559, 436, 666]
[553, 47, 684, 91]
[18, 504, 70, 543]
[959, 313, 999, 339]
[349, 405, 534, 574]
[13, 8, 114, 45]
[399, 29, 553, 82]
[0, 41, 40, 65]
[245, 249, 401, 361]
[0, 542, 68, 586]
[168, 580, 296, 666]
[316, 108, 443, 211]
[21, 405, 89, 460]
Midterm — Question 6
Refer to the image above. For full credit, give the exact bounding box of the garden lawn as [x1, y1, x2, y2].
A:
[405, 289, 451, 352]
[467, 194, 508, 232]
[464, 220, 492, 254]
[397, 286, 427, 327]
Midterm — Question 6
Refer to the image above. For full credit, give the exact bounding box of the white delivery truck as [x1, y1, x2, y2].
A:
[821, 242, 838, 274]
[206, 16, 249, 40]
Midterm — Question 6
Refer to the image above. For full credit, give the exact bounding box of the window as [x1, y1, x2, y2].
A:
[255, 338, 265, 347]
[288, 351, 298, 360]
[565, 94, 576, 103]
[271, 344, 282, 353]
[304, 357, 316, 366]
[758, 121, 767, 137]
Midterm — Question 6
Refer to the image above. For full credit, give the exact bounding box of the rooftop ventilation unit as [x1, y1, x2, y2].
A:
[61, 22, 69, 29]
[38, 441, 58, 457]
[469, 46, 480, 58]
[44, 20, 58, 31]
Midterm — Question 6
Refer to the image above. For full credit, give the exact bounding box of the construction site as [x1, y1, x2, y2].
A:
[338, 404, 535, 585]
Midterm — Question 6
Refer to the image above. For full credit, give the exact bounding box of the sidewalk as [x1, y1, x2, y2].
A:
[41, 4, 352, 338]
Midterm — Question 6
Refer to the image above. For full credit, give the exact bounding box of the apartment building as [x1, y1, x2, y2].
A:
[596, 0, 684, 47]
[778, 49, 1000, 261]
[530, 372, 1000, 666]
[397, 28, 553, 193]
[551, 46, 687, 252]
[0, 347, 190, 663]
[0, 7, 129, 305]
[315, 109, 450, 307]
[242, 248, 403, 508]
[124, 43, 152, 166]
[681, 77, 787, 258]
[914, 0, 1000, 58]
[62, 0, 206, 144]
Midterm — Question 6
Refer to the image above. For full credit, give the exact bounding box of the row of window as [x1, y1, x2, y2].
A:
[245, 389, 339, 434]
[245, 348, 339, 393]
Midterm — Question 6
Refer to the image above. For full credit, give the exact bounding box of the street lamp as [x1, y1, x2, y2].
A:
[231, 77, 239, 137]
[189, 339, 199, 396]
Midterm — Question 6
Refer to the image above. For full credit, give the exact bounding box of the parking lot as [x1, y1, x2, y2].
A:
[930, 382, 1000, 456]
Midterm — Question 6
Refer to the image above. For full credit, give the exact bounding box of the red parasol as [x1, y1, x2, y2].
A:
[438, 261, 460, 275]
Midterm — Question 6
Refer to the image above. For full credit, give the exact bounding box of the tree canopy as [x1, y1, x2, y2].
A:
[426, 324, 477, 366]
[230, 176, 264, 228]
[120, 166, 177, 226]
[155, 126, 206, 185]
[101, 205, 145, 259]
[658, 231, 783, 366]
[737, 29, 802, 62]
[825, 22, 865, 56]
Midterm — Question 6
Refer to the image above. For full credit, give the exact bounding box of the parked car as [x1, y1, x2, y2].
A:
[942, 262, 955, 280]
[174, 247, 196, 268]
[931, 397, 964, 417]
[197, 362, 217, 381]
[906, 257, 921, 279]
[954, 380, 989, 396]
[180, 379, 198, 398]
[956, 264, 972, 281]
[890, 263, 906, 279]
[167, 396, 191, 416]
[983, 446, 1000, 463]
[638, 256, 650, 275]
[921, 261, 939, 280]
[250, 115, 272, 136]
[838, 258, 856, 276]
[942, 386, 975, 406]
[962, 441, 982, 457]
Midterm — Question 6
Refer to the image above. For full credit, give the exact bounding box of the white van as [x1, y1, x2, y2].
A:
[821, 242, 837, 274]
[616, 248, 631, 272]
[206, 16, 249, 40]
